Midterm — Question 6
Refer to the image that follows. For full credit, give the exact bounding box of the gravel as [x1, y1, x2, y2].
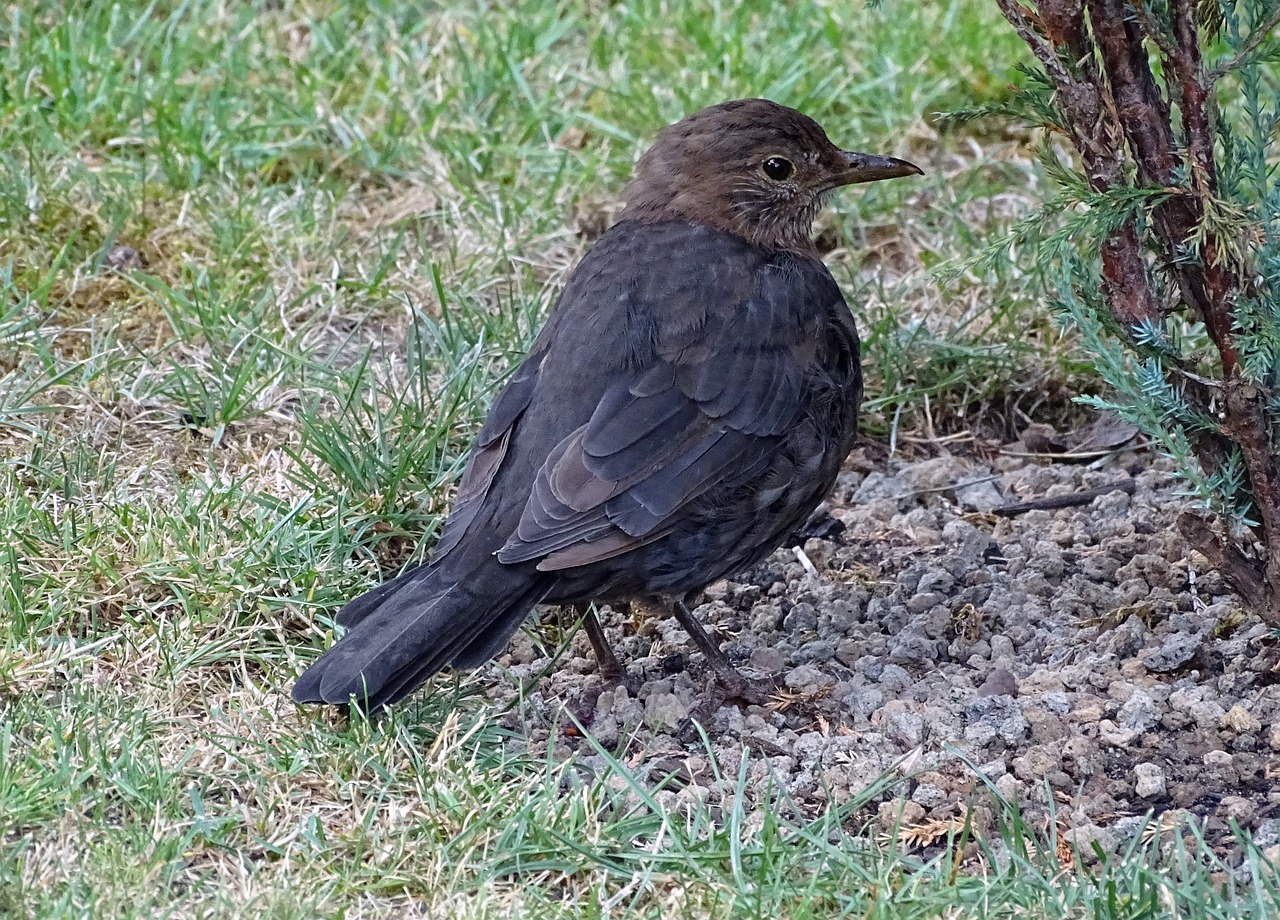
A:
[484, 447, 1280, 860]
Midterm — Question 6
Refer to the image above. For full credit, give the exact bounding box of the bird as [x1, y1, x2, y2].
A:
[292, 98, 921, 711]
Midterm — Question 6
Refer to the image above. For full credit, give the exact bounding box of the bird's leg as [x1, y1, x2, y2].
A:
[574, 603, 627, 685]
[668, 596, 770, 706]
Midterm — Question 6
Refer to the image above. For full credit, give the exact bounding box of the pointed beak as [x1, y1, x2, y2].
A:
[830, 151, 923, 187]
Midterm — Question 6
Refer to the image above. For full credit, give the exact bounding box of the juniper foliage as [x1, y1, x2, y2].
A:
[974, 0, 1280, 622]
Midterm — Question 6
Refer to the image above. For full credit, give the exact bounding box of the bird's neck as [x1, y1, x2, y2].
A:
[619, 197, 818, 256]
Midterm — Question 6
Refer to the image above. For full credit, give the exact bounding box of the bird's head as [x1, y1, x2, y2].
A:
[621, 98, 922, 252]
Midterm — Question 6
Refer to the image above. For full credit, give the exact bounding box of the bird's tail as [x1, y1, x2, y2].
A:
[291, 562, 551, 709]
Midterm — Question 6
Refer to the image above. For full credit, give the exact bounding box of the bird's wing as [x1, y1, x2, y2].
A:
[496, 257, 855, 571]
[432, 352, 545, 559]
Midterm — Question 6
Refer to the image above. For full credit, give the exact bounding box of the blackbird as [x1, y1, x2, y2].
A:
[293, 98, 921, 710]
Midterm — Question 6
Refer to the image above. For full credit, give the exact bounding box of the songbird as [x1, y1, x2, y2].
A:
[293, 98, 921, 710]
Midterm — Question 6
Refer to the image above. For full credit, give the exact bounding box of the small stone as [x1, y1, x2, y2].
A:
[643, 693, 688, 733]
[1220, 796, 1256, 825]
[886, 709, 925, 747]
[1117, 690, 1159, 733]
[1099, 720, 1138, 748]
[1257, 819, 1280, 849]
[907, 592, 944, 614]
[793, 639, 836, 664]
[1071, 700, 1105, 724]
[703, 581, 730, 600]
[917, 570, 955, 595]
[1061, 735, 1099, 776]
[989, 635, 1015, 660]
[977, 759, 1008, 779]
[1019, 669, 1065, 694]
[955, 475, 1005, 512]
[965, 695, 1029, 745]
[1222, 704, 1262, 734]
[1134, 762, 1166, 799]
[995, 772, 1021, 800]
[1270, 723, 1280, 752]
[1106, 679, 1138, 703]
[1142, 633, 1201, 672]
[977, 668, 1019, 698]
[888, 627, 942, 665]
[103, 244, 143, 272]
[878, 663, 913, 692]
[1064, 823, 1117, 862]
[941, 520, 998, 562]
[902, 456, 964, 494]
[877, 799, 926, 830]
[783, 603, 818, 632]
[1039, 692, 1071, 716]
[750, 646, 787, 673]
[1203, 750, 1233, 768]
[1168, 687, 1204, 712]
[1012, 745, 1061, 782]
[1189, 700, 1227, 729]
[911, 783, 948, 809]
[784, 664, 834, 692]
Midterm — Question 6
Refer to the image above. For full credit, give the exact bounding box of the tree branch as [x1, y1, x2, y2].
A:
[1210, 4, 1280, 78]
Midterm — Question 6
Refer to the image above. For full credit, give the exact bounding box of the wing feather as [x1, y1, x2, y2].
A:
[496, 254, 851, 571]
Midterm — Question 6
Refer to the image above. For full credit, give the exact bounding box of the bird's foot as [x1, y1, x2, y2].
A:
[710, 665, 774, 707]
[564, 669, 642, 736]
[676, 667, 780, 743]
[593, 662, 642, 698]
[573, 603, 642, 693]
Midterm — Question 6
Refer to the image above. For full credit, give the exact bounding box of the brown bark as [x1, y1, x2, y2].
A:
[1177, 512, 1271, 618]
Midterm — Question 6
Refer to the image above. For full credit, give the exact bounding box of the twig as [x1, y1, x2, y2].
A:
[999, 443, 1148, 460]
[1210, 5, 1280, 78]
[1133, 1, 1180, 62]
[991, 478, 1136, 516]
[994, 0, 1079, 89]
[891, 474, 1003, 501]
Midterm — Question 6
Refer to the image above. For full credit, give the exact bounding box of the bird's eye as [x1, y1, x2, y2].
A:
[762, 156, 794, 181]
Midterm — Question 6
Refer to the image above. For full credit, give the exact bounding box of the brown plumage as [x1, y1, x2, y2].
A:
[292, 99, 921, 710]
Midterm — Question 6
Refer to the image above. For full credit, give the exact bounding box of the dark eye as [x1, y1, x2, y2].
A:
[762, 156, 794, 181]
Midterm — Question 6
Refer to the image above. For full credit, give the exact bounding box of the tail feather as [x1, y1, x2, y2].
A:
[292, 566, 551, 709]
[334, 562, 431, 628]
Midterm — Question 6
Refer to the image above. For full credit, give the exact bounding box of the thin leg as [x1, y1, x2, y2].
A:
[668, 597, 768, 705]
[576, 603, 626, 684]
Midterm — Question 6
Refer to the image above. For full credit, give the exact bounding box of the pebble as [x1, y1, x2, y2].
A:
[1064, 824, 1117, 863]
[977, 668, 1018, 698]
[885, 707, 925, 747]
[1135, 762, 1167, 798]
[1143, 633, 1202, 672]
[1099, 720, 1139, 748]
[1190, 700, 1228, 729]
[965, 695, 1029, 745]
[644, 693, 687, 733]
[989, 635, 1015, 660]
[1222, 704, 1261, 734]
[1117, 690, 1159, 733]
[785, 664, 834, 692]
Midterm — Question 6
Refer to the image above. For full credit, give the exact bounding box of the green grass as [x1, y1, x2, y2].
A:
[2, 0, 1276, 916]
